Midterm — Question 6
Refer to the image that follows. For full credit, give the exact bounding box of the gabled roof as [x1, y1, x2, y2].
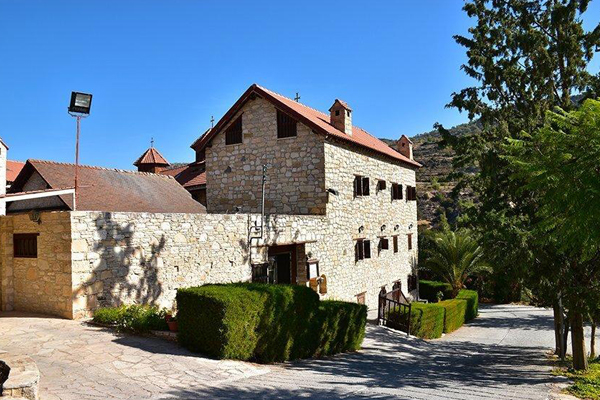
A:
[133, 147, 170, 167]
[191, 84, 421, 168]
[9, 160, 205, 214]
[7, 160, 25, 183]
[329, 99, 352, 111]
[190, 128, 211, 150]
[161, 162, 206, 189]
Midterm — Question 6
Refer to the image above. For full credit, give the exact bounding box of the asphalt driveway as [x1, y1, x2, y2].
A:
[0, 304, 579, 399]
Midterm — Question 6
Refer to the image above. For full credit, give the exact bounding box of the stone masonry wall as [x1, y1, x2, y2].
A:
[322, 140, 419, 307]
[0, 211, 72, 318]
[206, 97, 327, 215]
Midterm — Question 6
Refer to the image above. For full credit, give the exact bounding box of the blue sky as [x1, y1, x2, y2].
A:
[1, 1, 599, 169]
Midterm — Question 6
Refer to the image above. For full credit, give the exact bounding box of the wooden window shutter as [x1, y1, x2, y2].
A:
[393, 235, 398, 253]
[14, 233, 39, 258]
[362, 177, 370, 196]
[225, 116, 243, 145]
[355, 241, 360, 262]
[277, 110, 297, 138]
[354, 176, 363, 197]
[408, 233, 413, 250]
[364, 240, 371, 259]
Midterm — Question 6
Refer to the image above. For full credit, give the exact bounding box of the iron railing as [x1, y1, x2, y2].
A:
[378, 287, 412, 336]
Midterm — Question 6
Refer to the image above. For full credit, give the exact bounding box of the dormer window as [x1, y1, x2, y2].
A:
[277, 110, 297, 138]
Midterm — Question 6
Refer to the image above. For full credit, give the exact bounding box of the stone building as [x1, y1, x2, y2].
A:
[0, 84, 421, 319]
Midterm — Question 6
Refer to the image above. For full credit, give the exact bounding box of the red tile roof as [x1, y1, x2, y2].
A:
[7, 160, 25, 183]
[9, 160, 205, 214]
[192, 84, 421, 168]
[161, 162, 206, 189]
[134, 147, 170, 166]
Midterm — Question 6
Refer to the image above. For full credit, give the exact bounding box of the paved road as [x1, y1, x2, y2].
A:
[0, 304, 583, 399]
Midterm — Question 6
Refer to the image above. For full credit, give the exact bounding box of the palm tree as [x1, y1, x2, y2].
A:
[421, 229, 488, 297]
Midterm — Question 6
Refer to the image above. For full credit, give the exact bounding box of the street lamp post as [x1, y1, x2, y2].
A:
[67, 92, 92, 211]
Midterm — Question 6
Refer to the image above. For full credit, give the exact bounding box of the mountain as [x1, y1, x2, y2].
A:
[382, 120, 481, 225]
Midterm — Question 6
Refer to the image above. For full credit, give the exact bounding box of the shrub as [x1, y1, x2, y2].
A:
[177, 283, 366, 363]
[419, 280, 453, 302]
[93, 305, 168, 333]
[438, 299, 467, 333]
[456, 289, 479, 321]
[409, 303, 445, 339]
[315, 301, 367, 356]
[387, 303, 445, 339]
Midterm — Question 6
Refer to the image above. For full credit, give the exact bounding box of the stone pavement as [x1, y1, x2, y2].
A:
[0, 304, 582, 399]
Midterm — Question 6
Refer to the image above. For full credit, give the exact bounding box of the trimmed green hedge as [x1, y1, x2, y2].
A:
[419, 280, 453, 302]
[438, 299, 467, 333]
[176, 283, 366, 363]
[456, 289, 479, 321]
[399, 303, 445, 339]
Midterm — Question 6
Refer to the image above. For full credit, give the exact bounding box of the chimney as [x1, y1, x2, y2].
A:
[0, 138, 7, 215]
[397, 135, 413, 160]
[329, 99, 352, 136]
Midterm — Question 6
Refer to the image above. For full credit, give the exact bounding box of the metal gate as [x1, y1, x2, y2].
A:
[378, 287, 412, 336]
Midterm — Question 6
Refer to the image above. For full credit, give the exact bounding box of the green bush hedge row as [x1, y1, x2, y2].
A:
[93, 305, 168, 333]
[418, 280, 453, 302]
[406, 303, 445, 339]
[176, 283, 366, 363]
[438, 299, 467, 333]
[456, 289, 479, 321]
[386, 288, 479, 339]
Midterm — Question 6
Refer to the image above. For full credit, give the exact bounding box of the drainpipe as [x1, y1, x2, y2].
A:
[260, 164, 267, 238]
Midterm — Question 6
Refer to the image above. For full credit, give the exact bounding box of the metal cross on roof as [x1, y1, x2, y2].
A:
[294, 92, 301, 102]
[151, 137, 154, 148]
[211, 116, 215, 128]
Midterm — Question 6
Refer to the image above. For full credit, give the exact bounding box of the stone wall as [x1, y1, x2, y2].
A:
[322, 140, 419, 307]
[205, 97, 327, 215]
[0, 211, 72, 318]
[70, 212, 253, 318]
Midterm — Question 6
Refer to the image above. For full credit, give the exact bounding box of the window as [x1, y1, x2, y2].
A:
[335, 110, 340, 116]
[393, 235, 399, 253]
[277, 110, 297, 138]
[355, 239, 371, 262]
[379, 237, 389, 253]
[408, 233, 413, 250]
[377, 180, 387, 192]
[391, 183, 403, 200]
[14, 233, 38, 258]
[225, 116, 243, 145]
[354, 176, 370, 197]
[407, 186, 417, 201]
[408, 274, 418, 292]
[251, 263, 270, 284]
[356, 292, 366, 305]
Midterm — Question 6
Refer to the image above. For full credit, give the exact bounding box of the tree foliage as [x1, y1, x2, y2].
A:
[421, 230, 490, 296]
[438, 0, 600, 301]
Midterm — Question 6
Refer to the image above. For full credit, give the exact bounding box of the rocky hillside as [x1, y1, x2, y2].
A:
[382, 121, 481, 225]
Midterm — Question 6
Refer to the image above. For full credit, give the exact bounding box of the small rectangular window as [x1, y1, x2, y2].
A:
[377, 180, 387, 192]
[225, 116, 243, 145]
[393, 236, 399, 253]
[391, 183, 403, 200]
[14, 233, 38, 258]
[379, 237, 389, 251]
[277, 110, 297, 138]
[408, 233, 413, 250]
[355, 239, 371, 262]
[407, 186, 417, 201]
[356, 292, 366, 305]
[354, 176, 370, 197]
[408, 274, 418, 292]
